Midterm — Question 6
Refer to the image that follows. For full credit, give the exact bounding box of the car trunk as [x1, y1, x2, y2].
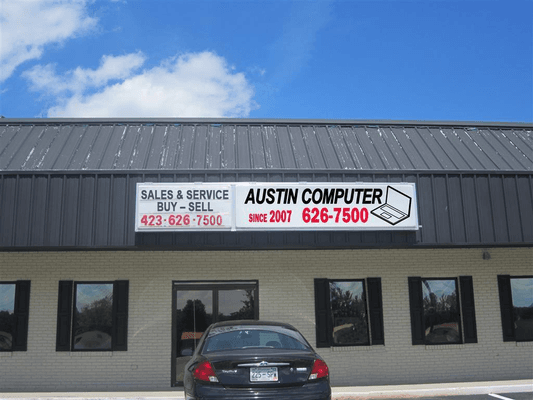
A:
[206, 350, 316, 388]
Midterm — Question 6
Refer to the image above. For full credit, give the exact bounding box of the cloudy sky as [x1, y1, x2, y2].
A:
[1, 0, 531, 121]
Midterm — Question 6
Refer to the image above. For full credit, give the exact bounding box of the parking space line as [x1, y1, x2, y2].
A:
[488, 394, 514, 400]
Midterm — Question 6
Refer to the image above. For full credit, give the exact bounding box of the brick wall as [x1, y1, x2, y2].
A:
[1, 247, 531, 391]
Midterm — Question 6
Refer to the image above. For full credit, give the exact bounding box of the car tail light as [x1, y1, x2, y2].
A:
[308, 359, 329, 380]
[193, 361, 219, 382]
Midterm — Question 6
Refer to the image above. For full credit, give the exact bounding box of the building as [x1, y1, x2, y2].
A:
[0, 118, 532, 392]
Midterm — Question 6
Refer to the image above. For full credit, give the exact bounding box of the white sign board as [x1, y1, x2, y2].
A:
[135, 182, 418, 232]
[235, 183, 418, 230]
[135, 183, 233, 231]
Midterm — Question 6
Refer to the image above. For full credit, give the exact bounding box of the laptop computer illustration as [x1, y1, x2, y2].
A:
[371, 186, 412, 225]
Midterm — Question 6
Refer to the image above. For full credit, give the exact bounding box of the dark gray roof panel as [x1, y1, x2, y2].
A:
[1, 120, 531, 172]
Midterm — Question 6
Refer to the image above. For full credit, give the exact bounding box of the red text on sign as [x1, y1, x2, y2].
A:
[248, 210, 293, 223]
[197, 215, 223, 226]
[302, 207, 369, 224]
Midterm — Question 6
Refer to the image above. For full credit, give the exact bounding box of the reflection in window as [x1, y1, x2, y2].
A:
[0, 284, 16, 351]
[73, 283, 113, 350]
[511, 277, 533, 341]
[422, 279, 461, 344]
[330, 281, 369, 345]
[173, 282, 259, 386]
[219, 289, 255, 321]
[176, 290, 213, 355]
[204, 329, 308, 352]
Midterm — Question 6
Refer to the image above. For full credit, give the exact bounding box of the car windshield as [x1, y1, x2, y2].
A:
[203, 326, 310, 353]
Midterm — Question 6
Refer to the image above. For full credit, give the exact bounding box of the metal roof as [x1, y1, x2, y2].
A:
[1, 119, 531, 172]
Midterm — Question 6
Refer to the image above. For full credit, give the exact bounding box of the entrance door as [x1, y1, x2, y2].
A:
[172, 281, 259, 386]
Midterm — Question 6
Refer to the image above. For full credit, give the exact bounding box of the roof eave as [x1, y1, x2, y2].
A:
[1, 117, 532, 129]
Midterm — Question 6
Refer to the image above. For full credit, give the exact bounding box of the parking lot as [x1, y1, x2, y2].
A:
[1, 394, 533, 400]
[1, 380, 531, 400]
[349, 394, 533, 400]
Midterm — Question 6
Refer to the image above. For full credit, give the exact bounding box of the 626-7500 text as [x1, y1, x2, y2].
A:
[248, 207, 369, 224]
[140, 214, 223, 227]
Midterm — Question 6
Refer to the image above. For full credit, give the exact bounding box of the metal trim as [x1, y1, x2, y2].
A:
[1, 118, 532, 129]
[1, 170, 532, 176]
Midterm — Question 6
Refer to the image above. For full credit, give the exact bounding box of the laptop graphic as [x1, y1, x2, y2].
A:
[371, 186, 412, 225]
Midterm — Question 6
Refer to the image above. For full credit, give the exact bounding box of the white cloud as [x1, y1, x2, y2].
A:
[24, 52, 146, 94]
[0, 0, 97, 82]
[25, 51, 258, 118]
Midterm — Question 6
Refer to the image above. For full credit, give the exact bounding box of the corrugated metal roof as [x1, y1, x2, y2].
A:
[1, 119, 531, 172]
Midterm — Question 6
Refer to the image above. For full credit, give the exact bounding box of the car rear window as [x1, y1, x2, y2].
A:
[203, 327, 310, 353]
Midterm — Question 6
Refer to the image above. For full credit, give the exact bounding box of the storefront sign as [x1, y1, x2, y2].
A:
[135, 183, 233, 231]
[135, 182, 418, 232]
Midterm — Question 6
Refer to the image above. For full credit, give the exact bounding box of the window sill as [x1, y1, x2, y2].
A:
[66, 351, 114, 357]
[425, 344, 465, 350]
[0, 352, 13, 357]
[516, 341, 533, 347]
[331, 345, 385, 352]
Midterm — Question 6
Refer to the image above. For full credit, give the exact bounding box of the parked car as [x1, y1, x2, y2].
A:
[183, 320, 331, 400]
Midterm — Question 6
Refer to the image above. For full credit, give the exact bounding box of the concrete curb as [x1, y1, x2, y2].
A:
[332, 379, 533, 399]
[1, 380, 531, 399]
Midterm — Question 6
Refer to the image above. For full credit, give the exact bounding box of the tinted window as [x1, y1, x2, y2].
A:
[0, 284, 16, 351]
[73, 283, 113, 350]
[330, 281, 369, 345]
[422, 279, 461, 344]
[203, 328, 309, 352]
[510, 277, 533, 341]
[218, 289, 255, 321]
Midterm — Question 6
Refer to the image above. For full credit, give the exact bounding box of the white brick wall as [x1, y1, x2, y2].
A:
[0, 247, 531, 391]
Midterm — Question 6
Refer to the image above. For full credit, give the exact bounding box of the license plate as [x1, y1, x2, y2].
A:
[250, 367, 278, 382]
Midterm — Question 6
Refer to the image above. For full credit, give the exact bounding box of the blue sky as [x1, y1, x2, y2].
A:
[1, 0, 531, 122]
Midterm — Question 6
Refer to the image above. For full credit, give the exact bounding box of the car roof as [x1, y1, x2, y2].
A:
[208, 320, 298, 331]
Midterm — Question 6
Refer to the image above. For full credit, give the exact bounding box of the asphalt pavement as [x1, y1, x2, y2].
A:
[0, 380, 531, 400]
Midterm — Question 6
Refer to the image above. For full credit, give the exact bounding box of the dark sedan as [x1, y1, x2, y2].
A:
[183, 320, 331, 400]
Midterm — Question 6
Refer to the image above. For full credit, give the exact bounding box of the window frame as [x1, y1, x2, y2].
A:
[408, 276, 477, 346]
[314, 277, 384, 348]
[0, 280, 31, 352]
[497, 275, 533, 342]
[56, 280, 129, 352]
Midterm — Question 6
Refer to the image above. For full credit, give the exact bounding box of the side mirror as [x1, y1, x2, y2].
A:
[181, 348, 193, 357]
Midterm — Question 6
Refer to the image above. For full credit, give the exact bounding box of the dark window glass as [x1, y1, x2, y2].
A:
[73, 283, 113, 350]
[422, 279, 461, 344]
[330, 280, 369, 345]
[203, 328, 309, 353]
[0, 284, 16, 351]
[218, 289, 255, 321]
[176, 289, 214, 356]
[510, 277, 533, 342]
[173, 282, 258, 386]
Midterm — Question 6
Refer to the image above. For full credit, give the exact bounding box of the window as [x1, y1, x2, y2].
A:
[314, 278, 384, 348]
[56, 281, 129, 351]
[203, 327, 309, 353]
[408, 276, 477, 345]
[0, 281, 30, 352]
[497, 275, 533, 342]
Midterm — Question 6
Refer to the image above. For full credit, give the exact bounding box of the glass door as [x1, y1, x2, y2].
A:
[172, 281, 258, 386]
